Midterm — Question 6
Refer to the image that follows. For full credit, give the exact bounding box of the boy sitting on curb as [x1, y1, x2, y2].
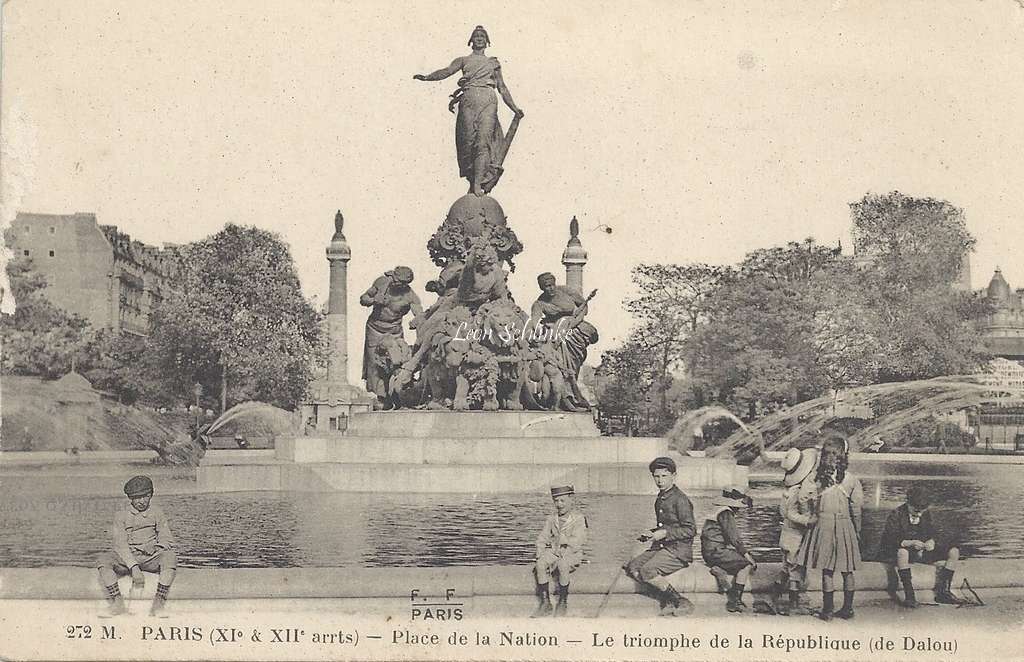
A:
[532, 484, 588, 617]
[624, 456, 696, 617]
[96, 475, 177, 616]
[880, 485, 964, 607]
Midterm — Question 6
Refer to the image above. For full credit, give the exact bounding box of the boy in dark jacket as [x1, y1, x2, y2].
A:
[624, 456, 697, 616]
[701, 488, 757, 612]
[880, 486, 963, 607]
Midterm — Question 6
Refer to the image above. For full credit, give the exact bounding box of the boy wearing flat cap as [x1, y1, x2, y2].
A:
[701, 488, 756, 612]
[624, 456, 697, 616]
[532, 484, 588, 617]
[774, 447, 818, 615]
[880, 486, 964, 607]
[96, 475, 177, 616]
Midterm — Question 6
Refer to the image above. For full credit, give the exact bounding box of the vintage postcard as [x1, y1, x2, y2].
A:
[2, 1, 1023, 661]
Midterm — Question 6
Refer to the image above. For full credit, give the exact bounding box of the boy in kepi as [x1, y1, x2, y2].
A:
[701, 488, 757, 613]
[880, 485, 964, 607]
[624, 456, 696, 616]
[96, 475, 178, 616]
[532, 484, 588, 617]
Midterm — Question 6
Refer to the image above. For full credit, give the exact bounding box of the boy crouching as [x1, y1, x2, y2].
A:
[701, 488, 756, 612]
[532, 485, 588, 617]
[880, 486, 964, 607]
[97, 475, 177, 616]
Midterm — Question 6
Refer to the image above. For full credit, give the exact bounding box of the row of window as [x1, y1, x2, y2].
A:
[21, 249, 56, 257]
[21, 225, 57, 234]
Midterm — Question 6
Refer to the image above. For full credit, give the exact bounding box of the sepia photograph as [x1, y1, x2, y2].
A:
[1, 1, 1023, 660]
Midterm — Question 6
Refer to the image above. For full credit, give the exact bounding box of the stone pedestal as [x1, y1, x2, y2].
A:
[300, 381, 374, 434]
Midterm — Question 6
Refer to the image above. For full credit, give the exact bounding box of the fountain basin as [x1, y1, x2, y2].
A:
[2, 559, 1019, 600]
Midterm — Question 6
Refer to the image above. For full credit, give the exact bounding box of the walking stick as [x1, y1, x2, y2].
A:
[593, 535, 651, 618]
[592, 567, 625, 619]
[958, 578, 985, 607]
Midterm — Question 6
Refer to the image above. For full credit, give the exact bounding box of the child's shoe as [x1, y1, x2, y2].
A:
[934, 568, 965, 605]
[817, 591, 834, 621]
[553, 585, 569, 617]
[149, 583, 172, 617]
[709, 566, 732, 594]
[898, 568, 917, 607]
[530, 584, 553, 618]
[834, 591, 855, 619]
[149, 596, 166, 617]
[725, 585, 748, 613]
[103, 584, 126, 616]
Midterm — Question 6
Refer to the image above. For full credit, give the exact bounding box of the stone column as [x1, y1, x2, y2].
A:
[326, 210, 352, 385]
[561, 216, 587, 295]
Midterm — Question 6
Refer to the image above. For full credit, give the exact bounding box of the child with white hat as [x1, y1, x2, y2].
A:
[774, 447, 819, 615]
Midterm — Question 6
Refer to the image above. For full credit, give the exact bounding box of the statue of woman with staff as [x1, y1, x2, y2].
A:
[414, 25, 525, 196]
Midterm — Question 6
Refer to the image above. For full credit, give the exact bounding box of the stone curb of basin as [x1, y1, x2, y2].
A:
[1, 560, 1019, 601]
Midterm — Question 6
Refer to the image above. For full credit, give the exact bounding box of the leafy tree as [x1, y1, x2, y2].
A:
[0, 257, 93, 378]
[685, 240, 865, 414]
[145, 224, 325, 411]
[850, 192, 990, 380]
[850, 191, 974, 288]
[618, 263, 726, 420]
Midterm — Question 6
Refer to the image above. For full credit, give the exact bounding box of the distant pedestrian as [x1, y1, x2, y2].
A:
[795, 439, 863, 620]
[531, 485, 588, 617]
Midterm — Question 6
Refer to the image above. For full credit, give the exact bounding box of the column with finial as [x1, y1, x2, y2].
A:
[561, 216, 587, 295]
[326, 210, 352, 385]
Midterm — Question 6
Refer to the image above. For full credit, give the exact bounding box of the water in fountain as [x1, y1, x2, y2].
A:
[666, 405, 764, 463]
[671, 377, 1024, 465]
[205, 401, 299, 437]
[156, 401, 299, 466]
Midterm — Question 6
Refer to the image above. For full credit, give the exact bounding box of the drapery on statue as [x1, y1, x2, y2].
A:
[529, 273, 599, 411]
[359, 266, 423, 409]
[413, 25, 525, 197]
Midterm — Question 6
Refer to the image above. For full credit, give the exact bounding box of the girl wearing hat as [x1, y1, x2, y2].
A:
[795, 438, 864, 620]
[700, 488, 756, 613]
[774, 447, 819, 615]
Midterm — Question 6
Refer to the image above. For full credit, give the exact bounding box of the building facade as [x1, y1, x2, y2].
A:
[5, 212, 178, 335]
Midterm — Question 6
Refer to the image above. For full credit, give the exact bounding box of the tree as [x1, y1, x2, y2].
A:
[850, 191, 974, 289]
[850, 192, 990, 380]
[0, 257, 93, 378]
[146, 224, 325, 411]
[620, 263, 727, 420]
[684, 240, 870, 414]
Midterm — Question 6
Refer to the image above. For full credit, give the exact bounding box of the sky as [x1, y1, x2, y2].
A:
[3, 1, 1024, 383]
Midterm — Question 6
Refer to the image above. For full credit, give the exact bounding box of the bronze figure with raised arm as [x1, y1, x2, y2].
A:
[414, 25, 524, 196]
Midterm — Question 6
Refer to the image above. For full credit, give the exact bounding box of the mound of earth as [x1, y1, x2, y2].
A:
[0, 375, 191, 459]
